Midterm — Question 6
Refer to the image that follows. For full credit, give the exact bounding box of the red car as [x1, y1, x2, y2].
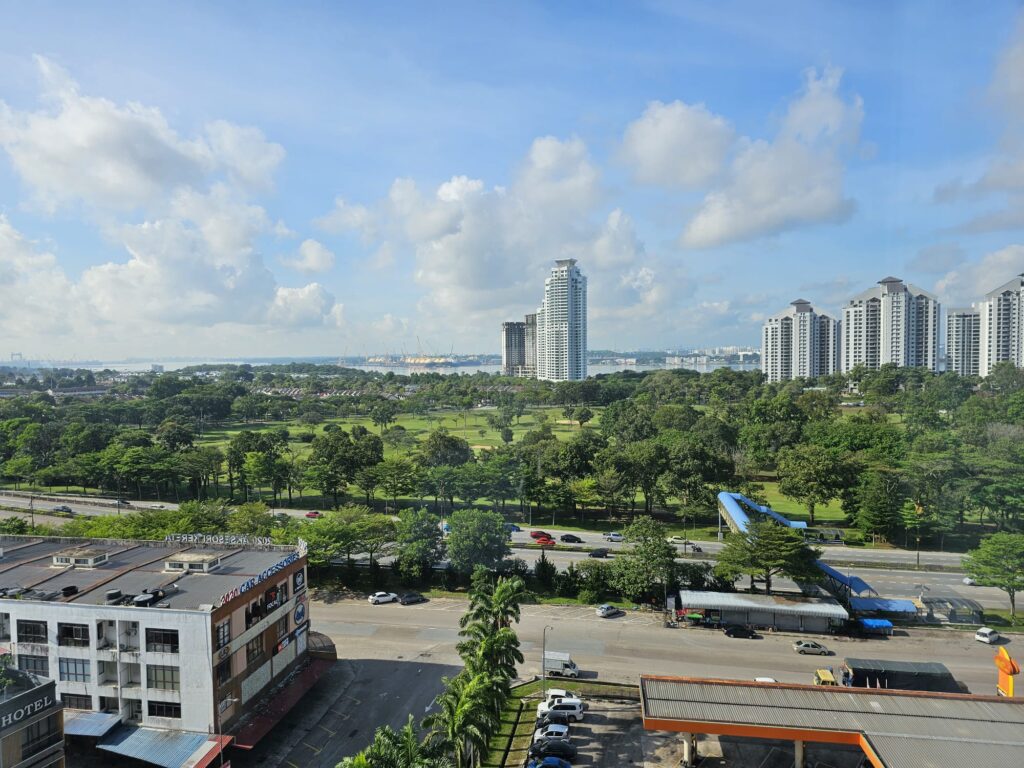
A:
[535, 537, 556, 547]
[530, 530, 552, 540]
[305, 511, 322, 518]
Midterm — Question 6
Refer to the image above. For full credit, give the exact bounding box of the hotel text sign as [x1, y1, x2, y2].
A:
[0, 694, 53, 729]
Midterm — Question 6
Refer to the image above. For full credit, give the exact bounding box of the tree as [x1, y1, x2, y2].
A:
[854, 469, 905, 541]
[419, 428, 473, 467]
[154, 420, 195, 451]
[714, 522, 822, 594]
[370, 402, 400, 434]
[574, 407, 594, 429]
[227, 502, 276, 537]
[446, 509, 510, 573]
[610, 517, 676, 604]
[396, 509, 444, 583]
[963, 533, 1024, 619]
[776, 444, 851, 524]
[377, 457, 418, 512]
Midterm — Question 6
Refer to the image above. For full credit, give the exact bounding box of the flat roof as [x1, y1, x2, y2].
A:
[0, 535, 302, 611]
[640, 676, 1024, 768]
[678, 590, 849, 620]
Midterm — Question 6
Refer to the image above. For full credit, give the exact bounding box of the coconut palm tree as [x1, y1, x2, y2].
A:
[423, 672, 501, 768]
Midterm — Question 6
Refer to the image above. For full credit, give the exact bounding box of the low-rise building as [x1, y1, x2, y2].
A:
[0, 668, 63, 767]
[0, 534, 319, 768]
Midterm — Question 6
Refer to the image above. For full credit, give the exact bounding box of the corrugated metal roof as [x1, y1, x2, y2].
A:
[640, 676, 1024, 768]
[63, 710, 123, 737]
[98, 726, 215, 768]
[677, 590, 849, 619]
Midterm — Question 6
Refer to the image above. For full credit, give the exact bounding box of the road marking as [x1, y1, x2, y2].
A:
[302, 742, 322, 754]
[318, 724, 336, 736]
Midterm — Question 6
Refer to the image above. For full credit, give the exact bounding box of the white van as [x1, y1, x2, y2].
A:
[975, 627, 1000, 644]
[536, 697, 585, 722]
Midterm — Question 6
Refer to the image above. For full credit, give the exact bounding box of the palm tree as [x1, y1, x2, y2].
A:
[423, 672, 501, 768]
[457, 623, 524, 682]
[337, 718, 454, 768]
[459, 571, 526, 634]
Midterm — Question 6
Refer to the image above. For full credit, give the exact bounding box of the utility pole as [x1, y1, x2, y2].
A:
[542, 625, 553, 699]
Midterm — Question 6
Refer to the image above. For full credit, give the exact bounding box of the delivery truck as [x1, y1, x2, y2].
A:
[543, 651, 580, 678]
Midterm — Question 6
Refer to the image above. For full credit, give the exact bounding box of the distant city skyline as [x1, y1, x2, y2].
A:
[2, 4, 1024, 358]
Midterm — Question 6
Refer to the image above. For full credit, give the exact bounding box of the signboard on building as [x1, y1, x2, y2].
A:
[165, 533, 273, 546]
[217, 550, 302, 607]
[0, 685, 55, 731]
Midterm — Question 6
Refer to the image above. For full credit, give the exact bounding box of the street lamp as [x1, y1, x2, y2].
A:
[541, 625, 554, 698]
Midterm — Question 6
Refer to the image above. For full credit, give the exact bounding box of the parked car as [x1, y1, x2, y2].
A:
[793, 640, 830, 656]
[754, 677, 778, 683]
[528, 739, 578, 761]
[368, 591, 398, 605]
[535, 537, 556, 547]
[504, 523, 522, 533]
[530, 530, 552, 539]
[667, 535, 688, 544]
[399, 592, 427, 605]
[723, 625, 759, 639]
[526, 757, 572, 768]
[533, 724, 570, 744]
[536, 698, 584, 721]
[305, 511, 322, 518]
[51, 505, 73, 513]
[588, 548, 609, 559]
[604, 532, 624, 542]
[976, 627, 1001, 644]
[535, 710, 573, 729]
[962, 576, 977, 586]
[595, 604, 621, 618]
[544, 688, 577, 705]
[559, 533, 583, 543]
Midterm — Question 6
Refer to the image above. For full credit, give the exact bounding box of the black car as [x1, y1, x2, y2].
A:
[535, 710, 573, 729]
[399, 592, 428, 605]
[560, 534, 583, 543]
[528, 739, 578, 761]
[723, 625, 758, 639]
[588, 548, 609, 558]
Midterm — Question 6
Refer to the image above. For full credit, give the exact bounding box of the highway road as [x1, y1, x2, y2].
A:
[311, 597, 1009, 696]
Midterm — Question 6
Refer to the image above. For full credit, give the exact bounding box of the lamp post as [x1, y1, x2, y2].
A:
[541, 625, 554, 698]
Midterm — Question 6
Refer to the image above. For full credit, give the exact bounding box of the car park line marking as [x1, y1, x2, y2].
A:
[318, 724, 336, 736]
[302, 742, 323, 754]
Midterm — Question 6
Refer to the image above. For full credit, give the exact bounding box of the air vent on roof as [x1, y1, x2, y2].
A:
[105, 589, 122, 603]
[52, 548, 109, 569]
[164, 553, 221, 573]
[61, 585, 78, 597]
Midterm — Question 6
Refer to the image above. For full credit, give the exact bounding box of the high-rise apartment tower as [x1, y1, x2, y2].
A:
[535, 259, 587, 382]
[947, 307, 981, 377]
[841, 277, 940, 373]
[761, 299, 840, 382]
[501, 321, 527, 376]
[978, 274, 1024, 377]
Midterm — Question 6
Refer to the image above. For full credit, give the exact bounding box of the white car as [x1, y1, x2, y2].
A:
[533, 724, 570, 743]
[595, 604, 620, 618]
[367, 591, 399, 605]
[667, 535, 689, 544]
[976, 627, 1000, 644]
[962, 576, 977, 586]
[536, 698, 584, 722]
[604, 532, 624, 542]
[544, 688, 576, 704]
[754, 677, 778, 683]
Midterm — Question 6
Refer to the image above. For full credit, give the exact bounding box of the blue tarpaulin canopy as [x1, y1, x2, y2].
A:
[858, 618, 894, 630]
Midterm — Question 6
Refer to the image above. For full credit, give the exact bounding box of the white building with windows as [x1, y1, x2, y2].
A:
[978, 274, 1024, 377]
[535, 259, 587, 382]
[761, 299, 840, 382]
[841, 277, 940, 372]
[501, 321, 527, 376]
[0, 535, 317, 768]
[946, 307, 981, 377]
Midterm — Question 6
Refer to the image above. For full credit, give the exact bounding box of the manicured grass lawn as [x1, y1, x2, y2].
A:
[759, 480, 847, 524]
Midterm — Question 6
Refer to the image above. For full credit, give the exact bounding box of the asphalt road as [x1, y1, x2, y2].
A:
[311, 597, 1008, 697]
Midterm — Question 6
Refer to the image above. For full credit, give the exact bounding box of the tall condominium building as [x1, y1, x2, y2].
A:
[978, 274, 1024, 377]
[524, 313, 537, 378]
[946, 307, 981, 377]
[535, 259, 587, 382]
[501, 321, 527, 376]
[761, 299, 840, 382]
[841, 277, 940, 373]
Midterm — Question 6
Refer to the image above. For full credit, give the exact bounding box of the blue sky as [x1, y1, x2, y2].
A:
[1, 1, 1024, 358]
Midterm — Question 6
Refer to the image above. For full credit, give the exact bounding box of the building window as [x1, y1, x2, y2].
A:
[62, 693, 92, 710]
[145, 628, 179, 653]
[58, 622, 90, 647]
[276, 616, 288, 640]
[59, 657, 90, 682]
[215, 620, 231, 650]
[146, 665, 180, 691]
[147, 701, 181, 719]
[18, 655, 49, 676]
[21, 714, 60, 758]
[246, 637, 264, 666]
[215, 658, 232, 686]
[17, 620, 47, 644]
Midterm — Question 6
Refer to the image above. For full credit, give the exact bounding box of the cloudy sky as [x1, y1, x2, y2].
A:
[2, 2, 1024, 359]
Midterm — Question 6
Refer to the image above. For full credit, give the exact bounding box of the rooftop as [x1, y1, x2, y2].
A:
[0, 535, 302, 612]
[640, 676, 1024, 768]
[677, 589, 849, 620]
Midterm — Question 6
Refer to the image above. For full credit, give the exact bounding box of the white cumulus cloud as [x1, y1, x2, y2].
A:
[621, 100, 734, 187]
[282, 239, 335, 273]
